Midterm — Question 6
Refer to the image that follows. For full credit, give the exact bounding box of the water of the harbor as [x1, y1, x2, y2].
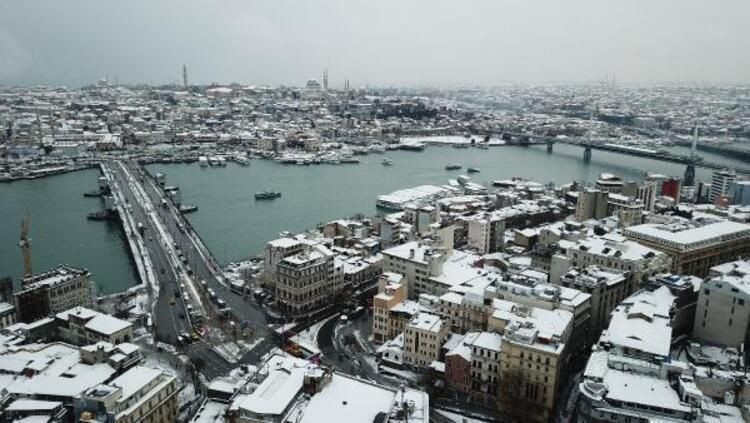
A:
[0, 143, 714, 294]
[0, 168, 138, 294]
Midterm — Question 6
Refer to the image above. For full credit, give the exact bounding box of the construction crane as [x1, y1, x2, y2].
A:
[19, 214, 32, 278]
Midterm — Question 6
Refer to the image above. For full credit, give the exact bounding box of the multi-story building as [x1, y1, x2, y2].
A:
[550, 233, 671, 295]
[693, 260, 750, 349]
[0, 302, 17, 329]
[709, 169, 736, 203]
[275, 244, 338, 317]
[403, 312, 449, 368]
[558, 266, 628, 347]
[467, 215, 505, 254]
[594, 173, 624, 194]
[382, 241, 445, 298]
[574, 190, 608, 221]
[623, 214, 750, 277]
[14, 265, 93, 323]
[490, 304, 572, 423]
[76, 366, 178, 423]
[465, 331, 502, 404]
[230, 354, 429, 423]
[55, 307, 134, 345]
[730, 180, 750, 206]
[576, 287, 702, 422]
[372, 273, 408, 343]
[263, 237, 304, 289]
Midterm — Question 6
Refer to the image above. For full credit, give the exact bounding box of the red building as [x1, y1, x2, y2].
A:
[661, 178, 682, 201]
[444, 346, 472, 394]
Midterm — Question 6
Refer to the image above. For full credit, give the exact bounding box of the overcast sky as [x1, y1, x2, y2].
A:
[1, 0, 748, 87]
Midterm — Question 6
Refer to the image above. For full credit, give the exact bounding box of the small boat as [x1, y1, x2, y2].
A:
[255, 191, 282, 200]
[382, 158, 393, 166]
[199, 156, 209, 167]
[452, 143, 470, 149]
[445, 164, 462, 171]
[467, 167, 480, 173]
[217, 157, 227, 167]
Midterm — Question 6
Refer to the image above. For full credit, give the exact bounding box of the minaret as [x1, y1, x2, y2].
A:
[322, 68, 328, 91]
[182, 65, 188, 90]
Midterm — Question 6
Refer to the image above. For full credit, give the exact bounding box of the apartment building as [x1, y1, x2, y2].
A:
[382, 241, 445, 298]
[55, 307, 134, 346]
[403, 312, 449, 368]
[467, 214, 505, 254]
[558, 266, 628, 347]
[76, 366, 178, 423]
[275, 244, 338, 317]
[14, 265, 93, 323]
[490, 305, 572, 423]
[0, 302, 17, 329]
[263, 237, 304, 289]
[372, 273, 408, 343]
[693, 260, 750, 348]
[575, 190, 608, 221]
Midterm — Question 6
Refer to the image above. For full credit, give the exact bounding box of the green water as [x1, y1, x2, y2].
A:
[1, 144, 712, 294]
[0, 168, 138, 294]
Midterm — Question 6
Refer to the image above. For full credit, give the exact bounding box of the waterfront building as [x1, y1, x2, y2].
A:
[709, 169, 737, 204]
[403, 312, 449, 368]
[275, 243, 339, 317]
[623, 214, 750, 277]
[14, 265, 94, 323]
[594, 173, 624, 194]
[263, 237, 305, 289]
[693, 260, 750, 349]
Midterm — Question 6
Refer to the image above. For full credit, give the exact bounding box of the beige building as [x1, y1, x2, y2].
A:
[574, 189, 608, 221]
[275, 244, 339, 317]
[623, 215, 750, 277]
[263, 237, 304, 289]
[77, 366, 178, 423]
[372, 273, 408, 343]
[56, 307, 134, 346]
[490, 304, 572, 423]
[403, 312, 449, 368]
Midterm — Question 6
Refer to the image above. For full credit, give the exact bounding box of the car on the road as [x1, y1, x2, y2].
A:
[169, 297, 175, 305]
[178, 312, 185, 319]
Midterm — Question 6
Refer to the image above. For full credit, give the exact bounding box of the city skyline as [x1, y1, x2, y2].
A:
[1, 0, 749, 87]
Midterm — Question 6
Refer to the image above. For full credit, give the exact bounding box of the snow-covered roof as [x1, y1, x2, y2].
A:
[299, 373, 395, 423]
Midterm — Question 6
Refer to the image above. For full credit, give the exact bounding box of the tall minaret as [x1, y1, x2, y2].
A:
[323, 68, 329, 91]
[182, 65, 188, 89]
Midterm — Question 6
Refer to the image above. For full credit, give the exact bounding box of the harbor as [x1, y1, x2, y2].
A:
[0, 143, 716, 294]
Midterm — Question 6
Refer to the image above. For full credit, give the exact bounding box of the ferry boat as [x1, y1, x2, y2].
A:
[382, 158, 393, 166]
[198, 156, 208, 167]
[445, 164, 462, 170]
[254, 190, 282, 200]
[467, 167, 480, 173]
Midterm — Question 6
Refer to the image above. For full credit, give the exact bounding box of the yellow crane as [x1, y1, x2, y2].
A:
[19, 214, 32, 278]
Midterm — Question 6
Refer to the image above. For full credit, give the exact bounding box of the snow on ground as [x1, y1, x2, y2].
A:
[191, 399, 227, 423]
[435, 409, 494, 422]
[380, 365, 421, 382]
[177, 382, 196, 407]
[238, 338, 263, 352]
[213, 342, 243, 363]
[296, 314, 338, 349]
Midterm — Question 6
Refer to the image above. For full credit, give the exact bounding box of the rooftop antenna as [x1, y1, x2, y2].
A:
[182, 65, 189, 90]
